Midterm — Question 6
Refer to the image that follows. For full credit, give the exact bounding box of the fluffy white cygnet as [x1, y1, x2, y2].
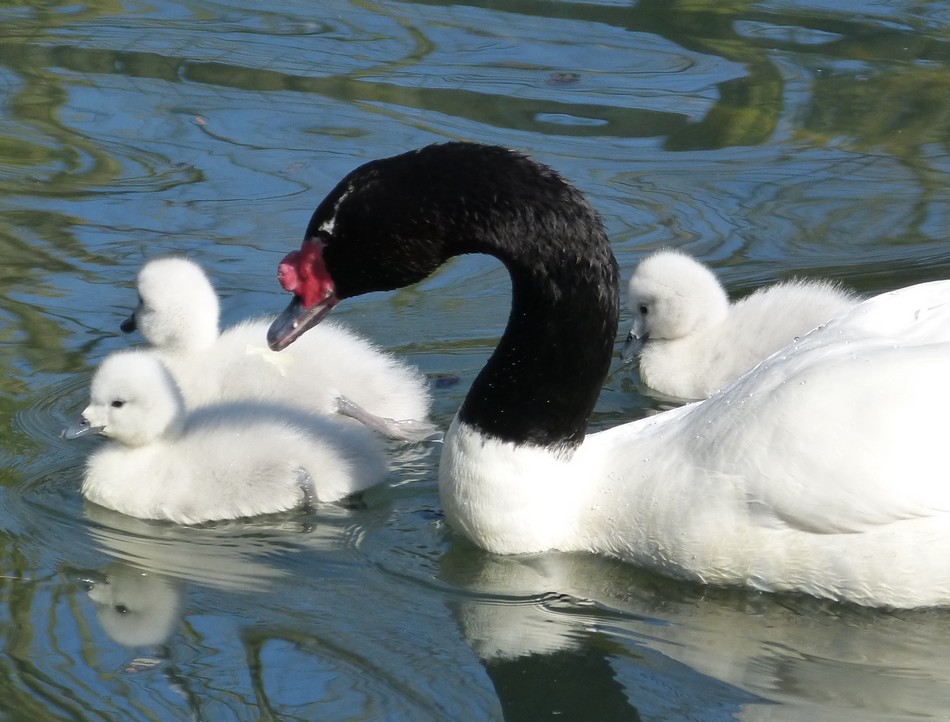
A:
[122, 257, 436, 440]
[63, 351, 387, 524]
[623, 250, 858, 399]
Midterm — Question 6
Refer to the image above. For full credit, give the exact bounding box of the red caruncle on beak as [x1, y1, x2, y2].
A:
[276, 241, 334, 308]
[277, 251, 301, 293]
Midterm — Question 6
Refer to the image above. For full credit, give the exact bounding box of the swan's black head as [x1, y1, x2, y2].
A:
[270, 142, 603, 350]
[268, 142, 619, 448]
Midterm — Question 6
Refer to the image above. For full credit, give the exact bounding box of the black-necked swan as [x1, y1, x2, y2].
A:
[622, 249, 858, 399]
[121, 257, 438, 441]
[62, 350, 387, 524]
[265, 141, 950, 608]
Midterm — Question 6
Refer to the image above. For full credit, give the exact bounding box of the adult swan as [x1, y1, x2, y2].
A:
[267, 142, 950, 609]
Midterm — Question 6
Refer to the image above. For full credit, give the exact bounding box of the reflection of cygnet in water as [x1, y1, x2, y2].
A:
[82, 563, 182, 648]
[82, 504, 292, 592]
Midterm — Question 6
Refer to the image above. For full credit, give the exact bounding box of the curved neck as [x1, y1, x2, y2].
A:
[457, 210, 619, 450]
[311, 144, 620, 449]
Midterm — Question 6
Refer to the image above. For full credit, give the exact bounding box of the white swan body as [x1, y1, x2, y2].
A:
[65, 351, 387, 524]
[624, 250, 858, 399]
[266, 142, 950, 608]
[124, 257, 434, 437]
[442, 280, 950, 607]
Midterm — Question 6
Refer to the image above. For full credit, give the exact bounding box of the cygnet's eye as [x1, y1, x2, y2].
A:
[639, 304, 649, 315]
[114, 604, 129, 614]
[111, 400, 125, 409]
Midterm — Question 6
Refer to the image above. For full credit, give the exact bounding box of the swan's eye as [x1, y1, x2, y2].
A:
[111, 400, 125, 409]
[639, 305, 649, 315]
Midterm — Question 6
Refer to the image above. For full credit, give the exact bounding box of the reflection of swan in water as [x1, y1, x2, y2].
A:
[80, 563, 182, 648]
[441, 549, 950, 720]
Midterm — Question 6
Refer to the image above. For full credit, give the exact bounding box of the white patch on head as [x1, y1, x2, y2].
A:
[317, 184, 353, 235]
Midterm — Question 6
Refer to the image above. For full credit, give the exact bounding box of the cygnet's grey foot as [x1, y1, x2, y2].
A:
[335, 396, 443, 443]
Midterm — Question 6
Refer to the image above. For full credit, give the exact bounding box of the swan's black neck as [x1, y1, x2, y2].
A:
[309, 143, 619, 450]
[459, 239, 618, 449]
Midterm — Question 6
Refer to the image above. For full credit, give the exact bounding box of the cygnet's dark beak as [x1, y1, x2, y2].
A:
[119, 313, 136, 334]
[621, 331, 646, 364]
[267, 293, 339, 352]
[73, 570, 108, 591]
[61, 416, 105, 440]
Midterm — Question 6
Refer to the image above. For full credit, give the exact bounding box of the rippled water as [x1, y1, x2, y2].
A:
[3, 0, 950, 719]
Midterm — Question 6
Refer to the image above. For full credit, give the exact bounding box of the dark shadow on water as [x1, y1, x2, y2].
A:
[485, 646, 642, 722]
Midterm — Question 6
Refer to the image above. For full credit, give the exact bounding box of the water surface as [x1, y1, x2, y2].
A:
[2, 0, 950, 719]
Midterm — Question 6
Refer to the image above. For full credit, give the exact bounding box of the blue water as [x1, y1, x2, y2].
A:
[3, 0, 950, 719]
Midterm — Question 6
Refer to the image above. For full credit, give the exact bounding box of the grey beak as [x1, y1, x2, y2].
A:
[61, 417, 104, 440]
[621, 331, 646, 364]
